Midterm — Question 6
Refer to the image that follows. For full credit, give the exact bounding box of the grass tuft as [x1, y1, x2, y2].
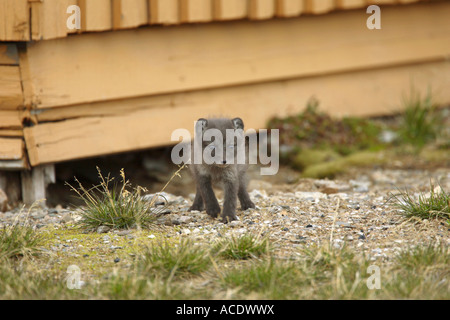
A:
[212, 233, 271, 260]
[136, 238, 211, 277]
[391, 183, 450, 220]
[67, 167, 168, 230]
[0, 209, 44, 260]
[398, 90, 442, 149]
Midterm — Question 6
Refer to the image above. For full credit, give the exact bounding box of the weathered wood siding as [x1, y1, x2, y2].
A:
[0, 0, 449, 169]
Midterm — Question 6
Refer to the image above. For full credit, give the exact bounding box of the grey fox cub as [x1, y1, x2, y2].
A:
[189, 117, 255, 223]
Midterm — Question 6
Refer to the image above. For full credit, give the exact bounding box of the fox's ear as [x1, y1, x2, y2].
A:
[195, 118, 208, 132]
[232, 118, 244, 130]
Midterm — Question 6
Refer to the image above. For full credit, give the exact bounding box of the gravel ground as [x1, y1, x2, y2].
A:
[1, 166, 449, 262]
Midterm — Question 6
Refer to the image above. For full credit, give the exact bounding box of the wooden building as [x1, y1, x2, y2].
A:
[1, 0, 450, 204]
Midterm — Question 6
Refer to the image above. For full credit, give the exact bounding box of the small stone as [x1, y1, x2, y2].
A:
[305, 224, 313, 228]
[282, 227, 289, 232]
[97, 226, 111, 234]
[116, 230, 132, 236]
[61, 213, 73, 224]
[335, 221, 354, 228]
[178, 216, 193, 224]
[114, 257, 120, 263]
[358, 234, 366, 240]
[295, 192, 327, 202]
[181, 228, 191, 235]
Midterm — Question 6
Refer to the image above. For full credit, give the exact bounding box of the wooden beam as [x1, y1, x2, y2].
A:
[0, 110, 22, 129]
[149, 0, 179, 25]
[304, 0, 335, 14]
[0, 44, 19, 65]
[112, 0, 148, 29]
[0, 137, 23, 160]
[0, 129, 23, 138]
[367, 0, 398, 5]
[0, 0, 30, 41]
[180, 0, 213, 23]
[21, 164, 54, 206]
[276, 0, 303, 18]
[249, 0, 275, 20]
[335, 0, 366, 9]
[24, 59, 450, 166]
[24, 1, 450, 110]
[0, 66, 23, 109]
[79, 0, 112, 31]
[213, 0, 247, 20]
[0, 159, 28, 170]
[30, 0, 73, 40]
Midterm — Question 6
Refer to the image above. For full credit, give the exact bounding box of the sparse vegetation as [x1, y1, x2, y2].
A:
[391, 183, 450, 221]
[0, 214, 44, 260]
[398, 90, 442, 149]
[212, 233, 271, 260]
[268, 92, 449, 179]
[137, 238, 211, 277]
[67, 167, 159, 230]
[2, 238, 448, 299]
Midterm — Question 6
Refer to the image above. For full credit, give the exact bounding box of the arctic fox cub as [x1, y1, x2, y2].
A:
[189, 117, 255, 223]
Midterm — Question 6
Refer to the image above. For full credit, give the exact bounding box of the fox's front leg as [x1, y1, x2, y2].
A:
[221, 174, 239, 223]
[189, 185, 204, 211]
[238, 173, 255, 210]
[197, 175, 220, 218]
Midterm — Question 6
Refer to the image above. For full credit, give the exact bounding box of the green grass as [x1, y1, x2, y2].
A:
[212, 233, 271, 260]
[398, 90, 442, 149]
[391, 183, 450, 220]
[136, 238, 211, 277]
[1, 235, 449, 299]
[221, 258, 299, 299]
[0, 217, 44, 260]
[67, 167, 161, 230]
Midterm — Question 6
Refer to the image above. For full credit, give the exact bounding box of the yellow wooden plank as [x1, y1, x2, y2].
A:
[24, 1, 450, 109]
[0, 137, 23, 160]
[113, 0, 148, 29]
[180, 0, 213, 23]
[366, 0, 397, 4]
[0, 44, 19, 65]
[304, 0, 335, 14]
[0, 0, 30, 41]
[276, 0, 303, 17]
[79, 0, 112, 31]
[37, 0, 72, 40]
[213, 0, 247, 20]
[0, 66, 23, 109]
[18, 45, 35, 110]
[25, 59, 450, 166]
[66, 0, 80, 34]
[0, 129, 23, 137]
[336, 0, 366, 9]
[249, 0, 275, 20]
[149, 0, 179, 24]
[0, 110, 21, 128]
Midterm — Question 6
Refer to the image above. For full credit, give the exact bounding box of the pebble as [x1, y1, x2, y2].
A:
[0, 167, 447, 264]
[97, 226, 111, 234]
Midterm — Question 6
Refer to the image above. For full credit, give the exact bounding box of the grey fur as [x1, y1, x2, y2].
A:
[189, 117, 255, 223]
